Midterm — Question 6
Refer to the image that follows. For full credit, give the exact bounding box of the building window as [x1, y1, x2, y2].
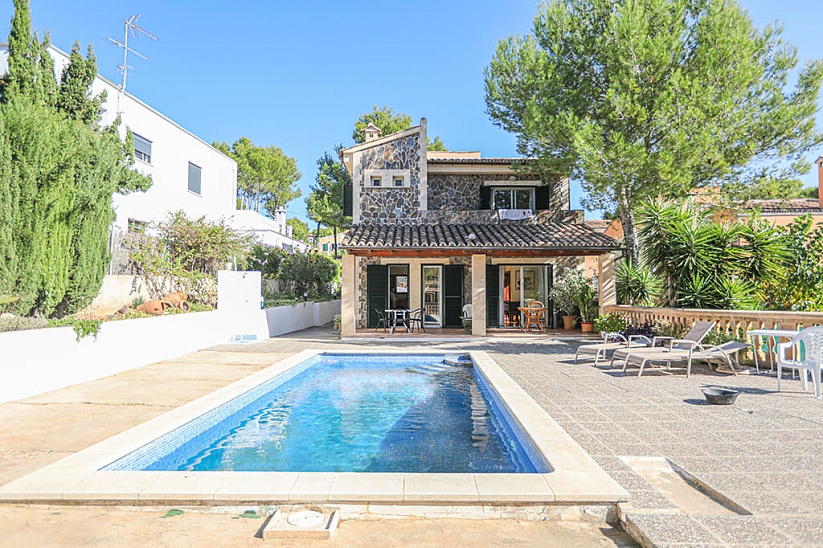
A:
[188, 162, 202, 195]
[370, 176, 382, 187]
[133, 134, 152, 164]
[492, 187, 534, 209]
[127, 218, 147, 234]
[393, 176, 404, 187]
[322, 243, 329, 252]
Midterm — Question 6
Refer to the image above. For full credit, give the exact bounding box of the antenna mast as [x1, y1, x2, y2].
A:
[107, 15, 157, 113]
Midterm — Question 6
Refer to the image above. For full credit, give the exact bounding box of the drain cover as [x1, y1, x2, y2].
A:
[286, 510, 324, 528]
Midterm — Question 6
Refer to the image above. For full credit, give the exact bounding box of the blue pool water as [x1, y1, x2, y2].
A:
[105, 353, 549, 473]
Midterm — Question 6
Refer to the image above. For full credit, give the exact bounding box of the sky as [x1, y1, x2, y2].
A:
[1, 0, 821, 224]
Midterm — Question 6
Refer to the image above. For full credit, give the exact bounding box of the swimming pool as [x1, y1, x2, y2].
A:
[104, 353, 549, 474]
[0, 349, 628, 512]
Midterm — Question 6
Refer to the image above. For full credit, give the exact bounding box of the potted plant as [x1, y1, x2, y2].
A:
[573, 281, 598, 333]
[593, 312, 627, 336]
[549, 269, 586, 330]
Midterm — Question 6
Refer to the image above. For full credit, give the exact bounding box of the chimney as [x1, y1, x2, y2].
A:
[818, 156, 823, 209]
[272, 207, 287, 234]
[363, 123, 382, 142]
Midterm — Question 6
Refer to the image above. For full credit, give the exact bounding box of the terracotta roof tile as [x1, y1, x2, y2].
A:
[341, 222, 621, 251]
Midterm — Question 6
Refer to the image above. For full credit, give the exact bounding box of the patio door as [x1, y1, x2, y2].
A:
[422, 265, 442, 327]
[498, 265, 552, 328]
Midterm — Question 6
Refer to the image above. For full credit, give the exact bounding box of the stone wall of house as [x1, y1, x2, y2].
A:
[357, 135, 422, 222]
[427, 172, 570, 214]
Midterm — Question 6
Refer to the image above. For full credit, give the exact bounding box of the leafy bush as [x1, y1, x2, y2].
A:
[637, 201, 787, 310]
[549, 268, 588, 316]
[127, 211, 252, 304]
[593, 312, 627, 334]
[0, 314, 48, 333]
[616, 260, 661, 306]
[761, 215, 823, 311]
[277, 252, 339, 298]
[245, 244, 286, 279]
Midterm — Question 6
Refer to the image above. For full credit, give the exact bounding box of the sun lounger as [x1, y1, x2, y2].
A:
[614, 321, 717, 376]
[574, 332, 652, 366]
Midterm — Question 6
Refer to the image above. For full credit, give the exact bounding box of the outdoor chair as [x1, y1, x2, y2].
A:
[461, 304, 473, 333]
[374, 308, 387, 332]
[614, 321, 717, 377]
[574, 332, 652, 366]
[407, 307, 425, 333]
[777, 326, 823, 398]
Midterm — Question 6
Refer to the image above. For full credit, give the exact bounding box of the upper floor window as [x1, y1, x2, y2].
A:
[365, 169, 409, 189]
[188, 162, 202, 195]
[393, 176, 404, 187]
[492, 187, 534, 209]
[133, 133, 152, 164]
[370, 176, 382, 187]
[127, 218, 147, 234]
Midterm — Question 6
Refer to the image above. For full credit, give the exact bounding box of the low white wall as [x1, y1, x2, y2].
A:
[0, 300, 340, 404]
[0, 311, 269, 405]
[265, 299, 340, 337]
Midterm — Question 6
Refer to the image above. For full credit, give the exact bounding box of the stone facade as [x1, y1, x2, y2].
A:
[427, 173, 566, 213]
[357, 135, 422, 222]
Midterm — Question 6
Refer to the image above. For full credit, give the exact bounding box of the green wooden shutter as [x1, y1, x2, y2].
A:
[486, 265, 499, 328]
[443, 265, 464, 328]
[545, 264, 555, 328]
[342, 183, 353, 217]
[480, 185, 492, 209]
[367, 265, 388, 328]
[535, 186, 550, 210]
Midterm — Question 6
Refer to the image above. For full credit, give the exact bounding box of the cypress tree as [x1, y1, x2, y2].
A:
[1, 0, 151, 316]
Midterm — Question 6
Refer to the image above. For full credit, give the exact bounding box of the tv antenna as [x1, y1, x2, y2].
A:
[107, 15, 157, 111]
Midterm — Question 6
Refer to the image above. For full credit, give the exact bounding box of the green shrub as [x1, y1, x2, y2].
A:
[593, 312, 627, 333]
[277, 252, 339, 298]
[245, 244, 286, 279]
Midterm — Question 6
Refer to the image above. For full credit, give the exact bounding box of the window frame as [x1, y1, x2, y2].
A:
[187, 162, 202, 195]
[133, 133, 152, 164]
[491, 187, 535, 210]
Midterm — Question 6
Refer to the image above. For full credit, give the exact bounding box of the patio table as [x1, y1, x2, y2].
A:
[385, 309, 410, 334]
[747, 328, 799, 374]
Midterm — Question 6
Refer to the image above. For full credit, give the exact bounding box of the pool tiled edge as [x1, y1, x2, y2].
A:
[0, 349, 628, 515]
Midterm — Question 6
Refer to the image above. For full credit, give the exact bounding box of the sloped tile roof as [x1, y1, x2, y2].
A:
[742, 198, 822, 213]
[341, 222, 621, 251]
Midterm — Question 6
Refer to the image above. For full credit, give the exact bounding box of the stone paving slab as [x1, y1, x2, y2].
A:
[3, 326, 823, 545]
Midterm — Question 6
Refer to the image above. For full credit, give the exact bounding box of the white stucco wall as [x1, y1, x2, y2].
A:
[0, 299, 340, 404]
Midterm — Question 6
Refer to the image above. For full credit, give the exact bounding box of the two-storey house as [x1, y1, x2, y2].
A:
[338, 119, 621, 336]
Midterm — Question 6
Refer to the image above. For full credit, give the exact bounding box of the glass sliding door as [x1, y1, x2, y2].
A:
[499, 265, 549, 328]
[422, 265, 442, 327]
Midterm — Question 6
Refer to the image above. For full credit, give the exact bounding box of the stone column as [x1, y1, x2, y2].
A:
[341, 254, 356, 337]
[598, 252, 617, 314]
[472, 254, 486, 336]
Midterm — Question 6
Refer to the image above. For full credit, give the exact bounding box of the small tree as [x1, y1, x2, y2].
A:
[277, 252, 339, 298]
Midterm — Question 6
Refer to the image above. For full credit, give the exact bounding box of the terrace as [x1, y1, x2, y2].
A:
[1, 325, 821, 545]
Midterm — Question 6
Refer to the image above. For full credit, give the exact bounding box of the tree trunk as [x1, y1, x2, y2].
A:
[618, 190, 639, 265]
[333, 226, 338, 259]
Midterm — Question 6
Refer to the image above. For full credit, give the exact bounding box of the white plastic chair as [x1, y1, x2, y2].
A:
[777, 326, 823, 398]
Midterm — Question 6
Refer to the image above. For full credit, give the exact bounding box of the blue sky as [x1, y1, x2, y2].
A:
[2, 0, 821, 224]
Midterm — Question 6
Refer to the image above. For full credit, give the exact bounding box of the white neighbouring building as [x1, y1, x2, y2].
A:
[0, 42, 308, 254]
[0, 42, 238, 234]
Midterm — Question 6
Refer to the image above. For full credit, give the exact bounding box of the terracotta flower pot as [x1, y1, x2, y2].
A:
[581, 321, 594, 333]
[562, 315, 576, 330]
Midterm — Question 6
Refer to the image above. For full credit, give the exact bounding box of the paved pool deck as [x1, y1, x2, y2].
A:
[2, 326, 822, 546]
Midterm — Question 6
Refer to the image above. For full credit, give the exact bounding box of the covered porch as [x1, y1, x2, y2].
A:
[339, 222, 621, 337]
